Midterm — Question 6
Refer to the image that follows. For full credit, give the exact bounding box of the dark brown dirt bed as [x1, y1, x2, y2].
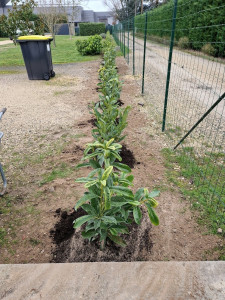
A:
[0, 57, 224, 264]
[51, 208, 153, 263]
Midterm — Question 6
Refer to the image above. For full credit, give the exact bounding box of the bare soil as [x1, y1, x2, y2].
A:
[0, 57, 224, 264]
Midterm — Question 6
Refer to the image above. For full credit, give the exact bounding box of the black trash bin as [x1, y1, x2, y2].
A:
[17, 35, 55, 80]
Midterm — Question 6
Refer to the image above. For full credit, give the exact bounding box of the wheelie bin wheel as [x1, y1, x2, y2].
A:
[44, 73, 50, 80]
[51, 70, 55, 77]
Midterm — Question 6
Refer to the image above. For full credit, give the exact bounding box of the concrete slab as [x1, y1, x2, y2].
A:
[0, 261, 224, 300]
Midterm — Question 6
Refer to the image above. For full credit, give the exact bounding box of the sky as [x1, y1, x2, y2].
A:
[82, 0, 110, 12]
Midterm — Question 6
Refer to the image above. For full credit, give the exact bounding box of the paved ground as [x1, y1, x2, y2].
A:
[0, 261, 224, 300]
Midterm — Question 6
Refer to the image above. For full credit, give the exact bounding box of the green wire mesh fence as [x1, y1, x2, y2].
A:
[113, 0, 225, 233]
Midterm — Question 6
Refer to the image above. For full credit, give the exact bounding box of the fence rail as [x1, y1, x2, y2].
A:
[112, 0, 225, 233]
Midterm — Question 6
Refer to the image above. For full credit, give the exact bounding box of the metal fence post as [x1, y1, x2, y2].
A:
[123, 21, 126, 58]
[162, 0, 178, 132]
[120, 25, 121, 49]
[127, 19, 130, 64]
[133, 17, 135, 75]
[142, 12, 148, 95]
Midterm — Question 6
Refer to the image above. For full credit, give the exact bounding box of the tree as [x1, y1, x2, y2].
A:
[103, 0, 168, 21]
[0, 0, 37, 43]
[38, 0, 83, 45]
[38, 0, 67, 46]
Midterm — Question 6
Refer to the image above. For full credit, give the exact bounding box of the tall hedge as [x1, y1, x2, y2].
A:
[80, 23, 106, 36]
[134, 0, 225, 57]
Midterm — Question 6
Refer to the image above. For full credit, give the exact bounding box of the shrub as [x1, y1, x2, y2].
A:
[80, 23, 106, 36]
[76, 35, 102, 55]
[178, 37, 190, 49]
[74, 32, 160, 249]
[201, 43, 216, 57]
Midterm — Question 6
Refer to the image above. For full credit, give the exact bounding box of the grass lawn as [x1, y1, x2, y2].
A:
[0, 38, 9, 41]
[0, 35, 101, 66]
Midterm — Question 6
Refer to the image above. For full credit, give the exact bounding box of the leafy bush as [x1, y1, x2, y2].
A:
[201, 43, 216, 57]
[76, 35, 102, 55]
[178, 37, 190, 49]
[74, 32, 160, 249]
[80, 23, 106, 36]
[134, 0, 225, 57]
[75, 139, 159, 249]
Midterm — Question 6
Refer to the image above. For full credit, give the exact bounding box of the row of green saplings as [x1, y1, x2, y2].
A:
[74, 32, 160, 250]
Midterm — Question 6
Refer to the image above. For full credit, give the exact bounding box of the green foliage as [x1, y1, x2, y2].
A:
[75, 138, 160, 249]
[0, 16, 8, 37]
[201, 43, 216, 57]
[134, 0, 225, 57]
[0, 0, 37, 44]
[76, 35, 103, 55]
[178, 37, 190, 49]
[74, 32, 160, 249]
[80, 23, 106, 36]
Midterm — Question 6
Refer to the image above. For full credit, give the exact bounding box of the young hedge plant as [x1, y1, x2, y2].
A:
[75, 139, 159, 249]
[74, 33, 160, 249]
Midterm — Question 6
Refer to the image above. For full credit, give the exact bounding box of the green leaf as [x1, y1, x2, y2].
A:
[101, 180, 106, 186]
[149, 190, 160, 198]
[76, 162, 90, 169]
[83, 152, 99, 160]
[75, 192, 98, 210]
[102, 166, 113, 180]
[89, 160, 101, 169]
[87, 169, 100, 178]
[111, 150, 122, 161]
[101, 216, 117, 224]
[106, 138, 114, 148]
[148, 198, 159, 208]
[82, 229, 97, 239]
[146, 203, 159, 226]
[126, 175, 134, 183]
[111, 225, 129, 234]
[134, 188, 144, 201]
[133, 206, 142, 225]
[108, 234, 126, 247]
[85, 180, 98, 188]
[81, 204, 97, 215]
[113, 162, 131, 173]
[104, 186, 111, 210]
[73, 215, 95, 229]
[76, 177, 93, 183]
[110, 186, 133, 198]
[128, 201, 140, 206]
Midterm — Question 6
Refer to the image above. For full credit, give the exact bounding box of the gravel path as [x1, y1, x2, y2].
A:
[125, 34, 225, 153]
[0, 62, 99, 160]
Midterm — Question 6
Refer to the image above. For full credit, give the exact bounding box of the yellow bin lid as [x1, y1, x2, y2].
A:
[17, 35, 52, 41]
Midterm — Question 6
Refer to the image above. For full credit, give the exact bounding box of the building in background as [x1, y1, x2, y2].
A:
[0, 2, 113, 26]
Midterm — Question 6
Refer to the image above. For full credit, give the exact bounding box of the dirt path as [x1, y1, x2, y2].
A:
[0, 40, 13, 46]
[127, 34, 225, 117]
[0, 58, 223, 264]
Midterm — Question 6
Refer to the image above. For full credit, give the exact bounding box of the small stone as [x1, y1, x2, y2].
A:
[173, 229, 177, 233]
[217, 228, 222, 234]
[49, 186, 55, 192]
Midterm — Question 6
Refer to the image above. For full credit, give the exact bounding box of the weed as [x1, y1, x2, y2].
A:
[39, 163, 75, 186]
[29, 238, 41, 246]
